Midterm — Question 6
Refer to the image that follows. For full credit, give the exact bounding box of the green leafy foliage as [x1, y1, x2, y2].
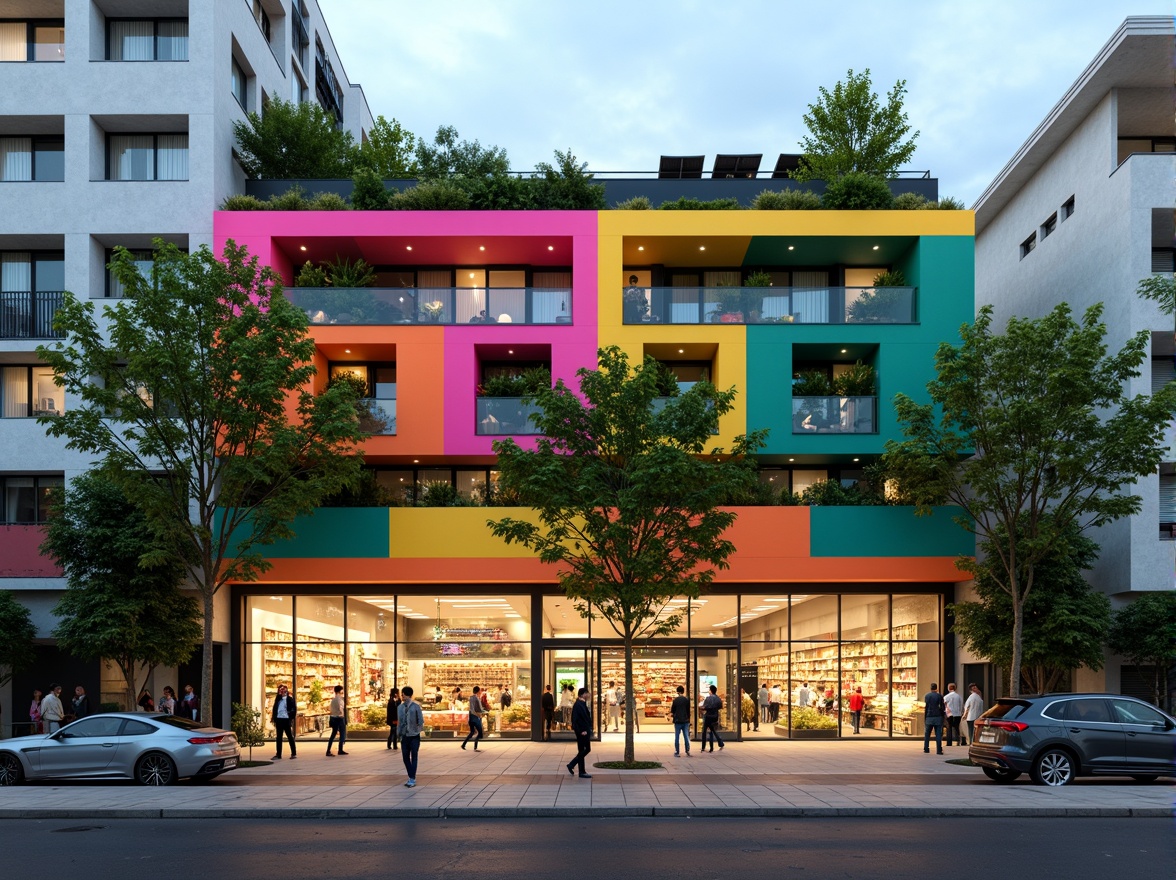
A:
[220, 194, 266, 211]
[391, 180, 472, 210]
[614, 195, 652, 210]
[530, 149, 607, 209]
[750, 188, 823, 210]
[846, 286, 912, 323]
[350, 167, 390, 210]
[353, 115, 419, 179]
[231, 702, 266, 760]
[883, 302, 1176, 695]
[38, 240, 365, 723]
[935, 196, 965, 210]
[951, 523, 1110, 694]
[658, 196, 744, 211]
[792, 370, 834, 396]
[821, 172, 895, 209]
[478, 366, 552, 398]
[1108, 592, 1176, 710]
[0, 590, 35, 688]
[892, 192, 930, 210]
[789, 706, 837, 729]
[872, 269, 906, 287]
[416, 124, 510, 181]
[232, 98, 355, 179]
[794, 68, 919, 181]
[43, 471, 201, 710]
[832, 361, 876, 396]
[488, 346, 766, 761]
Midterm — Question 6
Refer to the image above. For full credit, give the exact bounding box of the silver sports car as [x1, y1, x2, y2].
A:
[0, 713, 240, 786]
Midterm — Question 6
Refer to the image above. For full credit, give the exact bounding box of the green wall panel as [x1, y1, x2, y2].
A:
[222, 507, 390, 559]
[810, 506, 973, 557]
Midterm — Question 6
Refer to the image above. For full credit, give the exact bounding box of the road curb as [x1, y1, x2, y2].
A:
[0, 806, 1170, 820]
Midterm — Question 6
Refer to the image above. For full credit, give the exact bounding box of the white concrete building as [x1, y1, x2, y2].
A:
[973, 15, 1175, 697]
[0, 0, 370, 729]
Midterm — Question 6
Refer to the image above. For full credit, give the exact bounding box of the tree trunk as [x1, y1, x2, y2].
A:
[1009, 595, 1024, 698]
[200, 590, 214, 726]
[623, 635, 635, 764]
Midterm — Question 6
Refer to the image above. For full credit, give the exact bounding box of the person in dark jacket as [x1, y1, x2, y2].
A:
[670, 685, 691, 757]
[701, 685, 724, 752]
[923, 683, 945, 755]
[540, 684, 556, 741]
[72, 686, 91, 720]
[565, 687, 593, 779]
[270, 684, 297, 759]
[386, 687, 402, 751]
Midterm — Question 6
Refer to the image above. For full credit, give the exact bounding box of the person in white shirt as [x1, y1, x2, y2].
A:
[40, 684, 65, 733]
[605, 681, 620, 731]
[769, 683, 783, 722]
[797, 682, 812, 709]
[962, 683, 985, 746]
[943, 682, 964, 746]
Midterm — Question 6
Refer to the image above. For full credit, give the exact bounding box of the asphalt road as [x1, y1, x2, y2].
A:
[0, 817, 1166, 879]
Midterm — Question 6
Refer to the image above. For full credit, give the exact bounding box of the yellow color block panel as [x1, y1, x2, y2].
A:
[389, 507, 544, 558]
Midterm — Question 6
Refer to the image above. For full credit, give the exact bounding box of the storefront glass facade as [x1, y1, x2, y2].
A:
[240, 590, 942, 741]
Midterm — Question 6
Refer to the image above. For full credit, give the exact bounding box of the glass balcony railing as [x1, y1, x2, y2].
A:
[359, 398, 396, 435]
[0, 291, 65, 338]
[792, 396, 877, 434]
[623, 286, 916, 325]
[476, 398, 542, 435]
[289, 287, 573, 326]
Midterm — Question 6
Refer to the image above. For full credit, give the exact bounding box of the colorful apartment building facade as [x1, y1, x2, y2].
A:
[213, 206, 976, 741]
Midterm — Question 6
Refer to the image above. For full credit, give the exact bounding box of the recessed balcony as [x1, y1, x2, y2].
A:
[476, 398, 542, 435]
[0, 291, 64, 338]
[623, 286, 916, 325]
[792, 396, 877, 434]
[289, 287, 572, 326]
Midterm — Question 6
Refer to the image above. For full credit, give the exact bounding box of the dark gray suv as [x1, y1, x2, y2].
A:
[968, 693, 1176, 786]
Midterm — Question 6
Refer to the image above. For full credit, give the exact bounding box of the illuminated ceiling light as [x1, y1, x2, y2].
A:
[406, 245, 412, 251]
[412, 459, 419, 464]
[299, 246, 307, 252]
[787, 245, 794, 251]
[853, 457, 860, 462]
[547, 245, 554, 251]
[479, 246, 485, 252]
[788, 457, 795, 462]
[698, 245, 706, 251]
[872, 245, 880, 250]
[637, 245, 644, 251]
[507, 349, 514, 355]
[678, 348, 685, 354]
[344, 349, 351, 353]
[840, 349, 847, 353]
[469, 272, 475, 279]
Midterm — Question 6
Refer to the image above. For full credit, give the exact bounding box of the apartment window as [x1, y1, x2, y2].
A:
[1161, 469, 1176, 541]
[1117, 137, 1176, 164]
[1, 365, 61, 418]
[107, 134, 188, 181]
[1040, 212, 1057, 240]
[1, 251, 64, 292]
[1019, 232, 1036, 260]
[1152, 249, 1175, 274]
[0, 20, 65, 61]
[107, 19, 189, 61]
[231, 56, 248, 110]
[0, 136, 64, 181]
[1, 474, 62, 523]
[105, 248, 179, 298]
[291, 69, 307, 104]
[1061, 196, 1075, 221]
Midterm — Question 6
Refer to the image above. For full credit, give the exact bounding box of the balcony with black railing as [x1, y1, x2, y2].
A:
[289, 287, 572, 326]
[0, 291, 65, 339]
[622, 286, 917, 325]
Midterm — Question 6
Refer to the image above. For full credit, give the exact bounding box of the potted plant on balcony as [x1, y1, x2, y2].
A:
[831, 361, 876, 396]
[847, 269, 910, 323]
[623, 285, 649, 323]
[715, 271, 771, 323]
[478, 367, 552, 433]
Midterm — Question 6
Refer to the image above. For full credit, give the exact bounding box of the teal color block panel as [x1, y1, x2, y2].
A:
[810, 506, 973, 557]
[219, 507, 390, 558]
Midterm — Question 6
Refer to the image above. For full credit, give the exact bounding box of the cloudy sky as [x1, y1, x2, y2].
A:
[324, 1, 1165, 205]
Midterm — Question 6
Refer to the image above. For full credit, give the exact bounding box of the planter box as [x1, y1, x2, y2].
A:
[773, 724, 838, 739]
[424, 730, 455, 738]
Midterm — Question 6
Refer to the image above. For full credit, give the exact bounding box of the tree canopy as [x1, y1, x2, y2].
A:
[38, 240, 365, 723]
[354, 115, 419, 179]
[488, 346, 765, 762]
[232, 97, 355, 179]
[43, 470, 201, 710]
[884, 302, 1176, 696]
[952, 522, 1109, 694]
[1108, 592, 1176, 711]
[0, 590, 35, 689]
[795, 68, 919, 181]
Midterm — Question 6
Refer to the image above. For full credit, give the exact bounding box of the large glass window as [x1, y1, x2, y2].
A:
[1, 366, 60, 417]
[0, 21, 64, 62]
[108, 134, 189, 181]
[0, 137, 63, 181]
[2, 474, 62, 523]
[108, 20, 189, 61]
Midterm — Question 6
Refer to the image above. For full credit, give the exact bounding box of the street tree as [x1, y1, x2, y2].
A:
[43, 470, 201, 711]
[951, 522, 1110, 694]
[1137, 273, 1175, 369]
[38, 240, 365, 724]
[232, 97, 355, 179]
[488, 346, 765, 763]
[794, 68, 919, 181]
[884, 303, 1176, 697]
[1108, 592, 1176, 711]
[0, 590, 36, 691]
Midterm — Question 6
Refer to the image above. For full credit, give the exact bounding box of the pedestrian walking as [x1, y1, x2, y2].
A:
[943, 682, 964, 746]
[962, 683, 985, 746]
[271, 684, 297, 759]
[72, 686, 90, 720]
[29, 689, 42, 734]
[797, 682, 812, 709]
[180, 684, 200, 720]
[397, 686, 424, 788]
[848, 686, 865, 734]
[158, 686, 177, 715]
[566, 687, 593, 778]
[326, 685, 348, 755]
[40, 684, 65, 733]
[923, 683, 945, 755]
[670, 685, 691, 757]
[461, 685, 485, 751]
[701, 685, 725, 752]
[541, 684, 555, 741]
[386, 687, 401, 750]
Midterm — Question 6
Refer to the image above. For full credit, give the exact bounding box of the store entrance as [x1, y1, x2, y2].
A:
[597, 647, 688, 736]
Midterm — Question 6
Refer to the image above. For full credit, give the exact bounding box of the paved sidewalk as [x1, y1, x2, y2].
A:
[0, 738, 1170, 819]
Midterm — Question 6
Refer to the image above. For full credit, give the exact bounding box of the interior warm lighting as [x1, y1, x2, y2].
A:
[872, 245, 880, 250]
[788, 458, 795, 462]
[699, 245, 706, 251]
[469, 273, 475, 279]
[853, 457, 860, 462]
[637, 246, 644, 251]
[412, 459, 419, 464]
[343, 349, 351, 353]
[299, 246, 307, 252]
[479, 246, 485, 251]
[547, 245, 554, 251]
[406, 245, 412, 251]
[507, 349, 514, 355]
[678, 349, 684, 354]
[841, 349, 847, 353]
[787, 245, 794, 251]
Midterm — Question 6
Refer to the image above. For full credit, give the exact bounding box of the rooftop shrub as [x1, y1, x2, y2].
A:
[658, 196, 744, 210]
[751, 189, 822, 210]
[821, 172, 894, 209]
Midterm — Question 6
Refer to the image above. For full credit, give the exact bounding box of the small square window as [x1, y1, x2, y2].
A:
[1019, 233, 1036, 260]
[1061, 196, 1075, 221]
[1040, 213, 1057, 240]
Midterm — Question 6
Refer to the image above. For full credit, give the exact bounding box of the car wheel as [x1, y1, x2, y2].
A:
[0, 753, 24, 786]
[135, 753, 177, 786]
[981, 765, 1022, 783]
[1130, 775, 1159, 783]
[1030, 748, 1075, 786]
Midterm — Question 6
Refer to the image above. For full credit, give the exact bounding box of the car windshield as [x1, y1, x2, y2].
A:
[980, 701, 1028, 720]
[152, 714, 203, 731]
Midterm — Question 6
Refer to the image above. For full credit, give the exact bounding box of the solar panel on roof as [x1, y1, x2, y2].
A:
[772, 154, 803, 178]
[711, 154, 762, 178]
[658, 155, 705, 179]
